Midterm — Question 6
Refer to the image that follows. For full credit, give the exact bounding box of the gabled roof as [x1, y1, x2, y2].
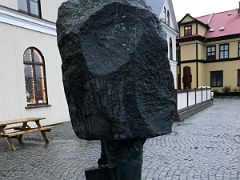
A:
[196, 9, 240, 38]
[145, 0, 178, 31]
[178, 13, 209, 28]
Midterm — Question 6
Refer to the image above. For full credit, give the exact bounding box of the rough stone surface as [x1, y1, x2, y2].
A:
[56, 0, 176, 140]
[1, 99, 240, 180]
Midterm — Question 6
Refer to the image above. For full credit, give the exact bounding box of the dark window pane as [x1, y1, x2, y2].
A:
[184, 25, 192, 36]
[207, 46, 216, 60]
[35, 65, 47, 103]
[169, 38, 173, 60]
[24, 65, 36, 104]
[18, 0, 41, 17]
[211, 71, 223, 87]
[30, 0, 39, 16]
[18, 0, 28, 11]
[167, 11, 170, 25]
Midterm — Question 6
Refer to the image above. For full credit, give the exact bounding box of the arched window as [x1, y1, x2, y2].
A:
[23, 48, 48, 106]
[167, 10, 170, 25]
[169, 38, 173, 60]
[163, 7, 166, 23]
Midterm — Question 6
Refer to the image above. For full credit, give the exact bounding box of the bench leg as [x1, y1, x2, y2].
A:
[4, 137, 16, 151]
[41, 131, 49, 144]
[35, 120, 50, 144]
[17, 135, 23, 144]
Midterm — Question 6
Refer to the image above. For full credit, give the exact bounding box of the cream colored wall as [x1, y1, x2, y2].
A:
[180, 26, 184, 37]
[181, 43, 196, 60]
[0, 22, 70, 125]
[192, 24, 197, 35]
[197, 24, 206, 37]
[198, 63, 205, 87]
[0, 0, 17, 9]
[181, 16, 194, 23]
[204, 61, 240, 92]
[198, 43, 205, 60]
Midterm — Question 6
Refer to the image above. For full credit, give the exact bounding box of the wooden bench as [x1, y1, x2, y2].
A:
[0, 117, 55, 151]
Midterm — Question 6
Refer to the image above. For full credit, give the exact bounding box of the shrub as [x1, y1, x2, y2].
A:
[222, 86, 231, 93]
[233, 87, 239, 92]
[213, 89, 219, 93]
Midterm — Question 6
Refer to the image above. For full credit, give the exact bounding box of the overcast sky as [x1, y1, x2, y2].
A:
[172, 0, 239, 21]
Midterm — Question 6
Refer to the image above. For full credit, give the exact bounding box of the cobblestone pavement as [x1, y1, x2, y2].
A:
[0, 98, 240, 180]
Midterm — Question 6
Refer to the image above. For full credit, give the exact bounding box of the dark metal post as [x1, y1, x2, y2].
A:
[206, 88, 208, 100]
[195, 88, 197, 104]
[201, 87, 203, 102]
[187, 90, 189, 107]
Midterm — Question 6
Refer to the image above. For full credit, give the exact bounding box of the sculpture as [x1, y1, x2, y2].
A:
[57, 0, 176, 179]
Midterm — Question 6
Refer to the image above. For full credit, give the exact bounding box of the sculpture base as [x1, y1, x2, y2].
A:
[85, 167, 111, 180]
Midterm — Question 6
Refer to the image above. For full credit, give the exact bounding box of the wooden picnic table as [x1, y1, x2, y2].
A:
[0, 117, 55, 151]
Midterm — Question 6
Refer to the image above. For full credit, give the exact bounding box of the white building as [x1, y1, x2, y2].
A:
[0, 0, 69, 125]
[146, 0, 179, 88]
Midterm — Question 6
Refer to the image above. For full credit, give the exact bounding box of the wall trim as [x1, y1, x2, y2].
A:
[0, 6, 56, 36]
[162, 22, 179, 36]
[180, 58, 240, 64]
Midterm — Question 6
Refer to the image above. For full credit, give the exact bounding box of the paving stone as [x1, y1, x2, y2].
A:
[0, 99, 240, 179]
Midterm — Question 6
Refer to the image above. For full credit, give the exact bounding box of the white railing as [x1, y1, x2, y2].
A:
[177, 88, 212, 111]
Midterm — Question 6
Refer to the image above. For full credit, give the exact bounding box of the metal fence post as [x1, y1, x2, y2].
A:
[206, 88, 208, 100]
[187, 89, 189, 107]
[195, 88, 197, 105]
[201, 87, 203, 102]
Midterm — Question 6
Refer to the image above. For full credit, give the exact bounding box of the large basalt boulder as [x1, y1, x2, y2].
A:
[57, 0, 176, 140]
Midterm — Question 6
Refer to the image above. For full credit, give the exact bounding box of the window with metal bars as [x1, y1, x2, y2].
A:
[219, 44, 229, 59]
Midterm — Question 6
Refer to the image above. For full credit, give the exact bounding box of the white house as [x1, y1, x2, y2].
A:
[0, 0, 69, 125]
[145, 0, 179, 88]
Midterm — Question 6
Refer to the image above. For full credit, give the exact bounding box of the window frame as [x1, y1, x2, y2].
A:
[238, 42, 240, 58]
[238, 69, 240, 86]
[163, 7, 166, 23]
[169, 38, 173, 60]
[18, 0, 42, 18]
[206, 45, 216, 60]
[184, 25, 192, 37]
[167, 10, 170, 26]
[219, 43, 229, 60]
[23, 47, 48, 107]
[210, 71, 223, 87]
